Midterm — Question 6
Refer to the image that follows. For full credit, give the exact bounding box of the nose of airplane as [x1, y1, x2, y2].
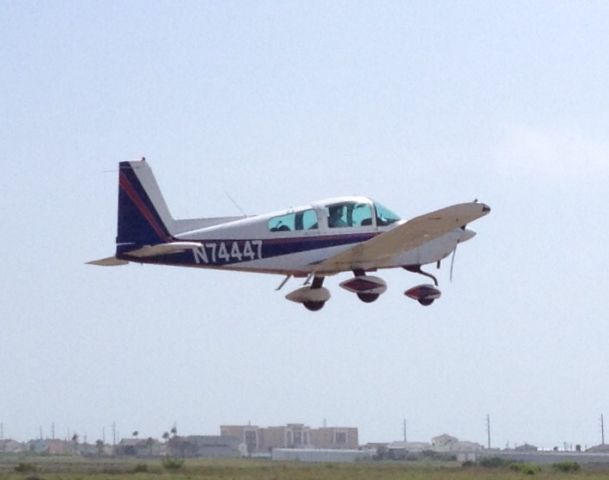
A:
[458, 228, 477, 243]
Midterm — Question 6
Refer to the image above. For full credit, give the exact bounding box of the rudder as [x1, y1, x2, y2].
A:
[116, 160, 174, 249]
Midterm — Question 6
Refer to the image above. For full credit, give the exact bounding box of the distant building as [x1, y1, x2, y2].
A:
[27, 439, 78, 455]
[0, 439, 24, 453]
[220, 423, 358, 454]
[167, 435, 240, 458]
[272, 448, 374, 463]
[369, 441, 433, 460]
[454, 441, 483, 452]
[387, 441, 432, 453]
[115, 438, 164, 457]
[587, 444, 609, 453]
[515, 443, 538, 452]
[310, 427, 358, 450]
[431, 434, 482, 452]
[221, 425, 260, 454]
[431, 434, 459, 451]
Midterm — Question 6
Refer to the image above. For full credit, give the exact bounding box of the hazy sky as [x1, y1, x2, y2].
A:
[2, 1, 609, 449]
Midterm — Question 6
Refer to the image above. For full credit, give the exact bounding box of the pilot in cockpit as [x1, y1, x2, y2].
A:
[328, 205, 348, 228]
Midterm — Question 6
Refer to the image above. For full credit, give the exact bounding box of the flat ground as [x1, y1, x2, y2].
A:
[1, 456, 608, 480]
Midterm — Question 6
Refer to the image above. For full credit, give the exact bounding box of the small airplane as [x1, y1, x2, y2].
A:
[89, 159, 490, 311]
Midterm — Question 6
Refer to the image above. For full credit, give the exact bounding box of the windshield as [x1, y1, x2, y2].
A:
[374, 202, 400, 226]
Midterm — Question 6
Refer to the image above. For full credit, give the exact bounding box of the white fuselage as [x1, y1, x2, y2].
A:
[123, 196, 472, 277]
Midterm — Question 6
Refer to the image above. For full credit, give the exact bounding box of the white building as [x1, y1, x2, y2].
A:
[272, 448, 374, 463]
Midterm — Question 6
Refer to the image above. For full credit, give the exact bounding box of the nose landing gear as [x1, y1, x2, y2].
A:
[404, 284, 442, 306]
[403, 265, 442, 306]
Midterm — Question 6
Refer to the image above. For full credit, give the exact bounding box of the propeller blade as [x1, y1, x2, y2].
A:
[449, 247, 457, 282]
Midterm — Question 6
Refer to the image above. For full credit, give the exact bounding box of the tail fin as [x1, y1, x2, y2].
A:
[117, 160, 174, 249]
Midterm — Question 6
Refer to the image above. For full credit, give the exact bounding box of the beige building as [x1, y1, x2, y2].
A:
[310, 427, 358, 449]
[220, 423, 358, 453]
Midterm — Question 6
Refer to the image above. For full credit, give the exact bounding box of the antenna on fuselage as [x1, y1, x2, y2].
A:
[224, 191, 248, 217]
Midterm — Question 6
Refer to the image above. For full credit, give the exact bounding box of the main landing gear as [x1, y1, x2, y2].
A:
[303, 301, 325, 311]
[285, 270, 388, 311]
[339, 269, 387, 304]
[285, 276, 331, 311]
[303, 276, 327, 311]
[357, 293, 379, 303]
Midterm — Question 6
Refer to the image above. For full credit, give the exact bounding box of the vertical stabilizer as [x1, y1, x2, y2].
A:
[117, 160, 174, 248]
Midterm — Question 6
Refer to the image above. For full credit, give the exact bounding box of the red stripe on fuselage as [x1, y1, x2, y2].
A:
[119, 172, 170, 241]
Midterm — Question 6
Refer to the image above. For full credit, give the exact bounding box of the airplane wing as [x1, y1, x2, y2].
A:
[314, 202, 490, 273]
[88, 241, 202, 265]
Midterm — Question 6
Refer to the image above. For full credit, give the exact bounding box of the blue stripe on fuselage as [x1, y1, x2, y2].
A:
[119, 232, 377, 267]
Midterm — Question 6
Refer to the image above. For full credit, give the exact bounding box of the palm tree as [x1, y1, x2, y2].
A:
[146, 437, 154, 456]
[95, 439, 104, 457]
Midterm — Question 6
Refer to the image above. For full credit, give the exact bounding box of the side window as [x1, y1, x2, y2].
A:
[269, 209, 319, 232]
[352, 203, 373, 227]
[296, 209, 318, 230]
[327, 202, 374, 228]
[268, 213, 295, 231]
[327, 203, 351, 228]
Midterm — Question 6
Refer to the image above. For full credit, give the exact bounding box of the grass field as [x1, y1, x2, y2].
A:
[1, 456, 608, 480]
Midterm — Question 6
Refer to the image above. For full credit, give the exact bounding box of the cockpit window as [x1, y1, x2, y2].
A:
[374, 202, 400, 226]
[298, 209, 318, 230]
[268, 209, 318, 232]
[326, 202, 373, 228]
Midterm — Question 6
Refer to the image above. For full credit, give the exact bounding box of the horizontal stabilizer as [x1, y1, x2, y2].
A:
[127, 241, 202, 258]
[87, 256, 129, 266]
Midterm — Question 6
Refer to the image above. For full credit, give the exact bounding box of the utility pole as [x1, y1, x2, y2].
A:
[1, 422, 4, 440]
[112, 422, 116, 447]
[51, 423, 55, 440]
[486, 414, 491, 449]
[403, 419, 407, 443]
[601, 414, 605, 445]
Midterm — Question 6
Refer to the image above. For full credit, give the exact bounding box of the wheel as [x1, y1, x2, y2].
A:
[418, 298, 434, 306]
[357, 293, 379, 303]
[303, 301, 325, 311]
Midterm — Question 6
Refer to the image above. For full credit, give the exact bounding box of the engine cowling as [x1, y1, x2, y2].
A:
[339, 275, 387, 295]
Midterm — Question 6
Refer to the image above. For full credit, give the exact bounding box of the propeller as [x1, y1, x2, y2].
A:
[448, 199, 479, 282]
[449, 246, 457, 282]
